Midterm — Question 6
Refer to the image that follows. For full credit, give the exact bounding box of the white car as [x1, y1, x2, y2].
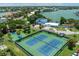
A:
[72, 53, 79, 56]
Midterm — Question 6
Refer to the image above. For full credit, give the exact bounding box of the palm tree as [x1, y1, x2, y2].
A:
[60, 17, 66, 25]
[0, 50, 7, 56]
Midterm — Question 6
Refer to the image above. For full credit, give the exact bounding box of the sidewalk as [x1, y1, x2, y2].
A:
[43, 27, 79, 35]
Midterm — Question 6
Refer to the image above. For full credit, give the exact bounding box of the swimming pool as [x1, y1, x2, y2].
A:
[16, 30, 68, 56]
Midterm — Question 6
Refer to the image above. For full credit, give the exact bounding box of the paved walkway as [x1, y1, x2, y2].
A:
[52, 28, 57, 32]
[76, 41, 79, 45]
[57, 31, 79, 35]
[43, 27, 79, 35]
[43, 27, 51, 30]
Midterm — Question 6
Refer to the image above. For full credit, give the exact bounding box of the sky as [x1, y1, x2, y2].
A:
[0, 3, 79, 6]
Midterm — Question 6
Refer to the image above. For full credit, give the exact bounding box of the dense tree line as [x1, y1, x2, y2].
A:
[60, 17, 79, 28]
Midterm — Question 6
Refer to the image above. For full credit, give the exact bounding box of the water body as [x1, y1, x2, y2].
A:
[41, 9, 79, 21]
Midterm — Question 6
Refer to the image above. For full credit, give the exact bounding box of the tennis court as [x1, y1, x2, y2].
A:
[17, 31, 68, 56]
[10, 32, 26, 41]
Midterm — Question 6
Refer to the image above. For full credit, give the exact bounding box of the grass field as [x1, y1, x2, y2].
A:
[59, 45, 79, 56]
[59, 34, 79, 56]
[4, 41, 26, 56]
[55, 27, 66, 31]
[2, 34, 26, 56]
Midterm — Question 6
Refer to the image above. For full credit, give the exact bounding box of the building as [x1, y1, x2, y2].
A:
[0, 17, 7, 23]
[27, 10, 38, 17]
[43, 22, 59, 27]
[0, 45, 7, 50]
[36, 18, 48, 25]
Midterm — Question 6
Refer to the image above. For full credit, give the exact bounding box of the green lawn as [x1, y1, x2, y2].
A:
[68, 28, 79, 32]
[2, 34, 26, 56]
[59, 45, 79, 56]
[4, 41, 26, 56]
[55, 27, 66, 31]
[59, 34, 79, 56]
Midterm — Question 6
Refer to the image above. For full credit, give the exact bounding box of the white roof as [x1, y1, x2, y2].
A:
[0, 45, 7, 50]
[1, 17, 6, 19]
[34, 25, 40, 28]
[44, 22, 59, 26]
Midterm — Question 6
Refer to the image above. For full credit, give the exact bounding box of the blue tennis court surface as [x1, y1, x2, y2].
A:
[26, 38, 39, 46]
[26, 34, 48, 46]
[48, 39, 62, 48]
[35, 34, 48, 41]
[17, 31, 68, 56]
[38, 45, 53, 56]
